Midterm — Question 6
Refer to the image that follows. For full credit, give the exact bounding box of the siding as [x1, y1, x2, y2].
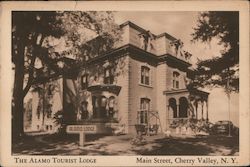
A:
[166, 66, 187, 91]
[116, 55, 130, 133]
[128, 55, 157, 134]
[155, 36, 167, 56]
[156, 63, 167, 131]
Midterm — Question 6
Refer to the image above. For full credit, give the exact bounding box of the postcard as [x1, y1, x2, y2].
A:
[0, 1, 249, 166]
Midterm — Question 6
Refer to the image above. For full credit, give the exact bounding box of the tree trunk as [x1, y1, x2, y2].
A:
[42, 83, 46, 130]
[12, 40, 25, 140]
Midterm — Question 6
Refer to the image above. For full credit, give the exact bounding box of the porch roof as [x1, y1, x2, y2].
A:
[87, 84, 122, 95]
[163, 88, 209, 98]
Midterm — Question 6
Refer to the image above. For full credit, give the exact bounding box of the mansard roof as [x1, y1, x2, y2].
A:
[120, 20, 177, 41]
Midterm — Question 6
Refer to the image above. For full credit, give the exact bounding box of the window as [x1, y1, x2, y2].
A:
[100, 96, 108, 118]
[81, 74, 88, 90]
[47, 104, 52, 118]
[104, 66, 114, 84]
[48, 85, 53, 96]
[80, 101, 88, 119]
[141, 66, 150, 85]
[139, 98, 150, 124]
[108, 96, 116, 118]
[92, 96, 97, 118]
[173, 71, 180, 89]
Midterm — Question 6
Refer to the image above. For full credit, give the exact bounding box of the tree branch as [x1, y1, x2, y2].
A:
[22, 34, 45, 98]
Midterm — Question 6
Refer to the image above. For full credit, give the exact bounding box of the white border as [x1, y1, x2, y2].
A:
[0, 1, 249, 166]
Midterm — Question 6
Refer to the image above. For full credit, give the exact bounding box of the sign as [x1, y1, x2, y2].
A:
[66, 125, 97, 147]
[66, 125, 97, 134]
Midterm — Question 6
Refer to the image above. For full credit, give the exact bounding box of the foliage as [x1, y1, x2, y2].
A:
[170, 118, 212, 134]
[12, 11, 121, 137]
[53, 109, 67, 134]
[130, 134, 147, 146]
[191, 12, 239, 92]
[13, 11, 121, 88]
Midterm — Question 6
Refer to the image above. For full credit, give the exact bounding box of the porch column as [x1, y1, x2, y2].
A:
[176, 103, 179, 118]
[195, 102, 198, 119]
[201, 101, 204, 120]
[167, 105, 170, 127]
[206, 99, 209, 121]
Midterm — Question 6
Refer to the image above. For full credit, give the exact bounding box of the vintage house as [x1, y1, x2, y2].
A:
[25, 21, 209, 135]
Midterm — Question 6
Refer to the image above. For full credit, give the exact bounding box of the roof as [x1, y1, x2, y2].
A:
[120, 20, 177, 41]
[159, 53, 192, 67]
[163, 88, 209, 97]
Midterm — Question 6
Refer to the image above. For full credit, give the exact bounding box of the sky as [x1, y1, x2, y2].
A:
[113, 11, 239, 126]
[114, 11, 224, 65]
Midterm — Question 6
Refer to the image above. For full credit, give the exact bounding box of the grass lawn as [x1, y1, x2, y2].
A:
[12, 133, 239, 155]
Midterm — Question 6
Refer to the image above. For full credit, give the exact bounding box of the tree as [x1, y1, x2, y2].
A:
[12, 11, 121, 139]
[191, 11, 239, 92]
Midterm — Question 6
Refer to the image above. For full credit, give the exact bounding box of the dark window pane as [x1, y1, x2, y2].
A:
[176, 81, 179, 89]
[104, 67, 114, 84]
[141, 66, 150, 85]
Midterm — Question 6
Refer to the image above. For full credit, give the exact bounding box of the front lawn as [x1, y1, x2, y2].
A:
[12, 134, 239, 155]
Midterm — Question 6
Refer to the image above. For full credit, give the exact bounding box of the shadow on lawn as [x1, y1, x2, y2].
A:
[12, 133, 113, 155]
[135, 135, 239, 155]
[12, 134, 239, 156]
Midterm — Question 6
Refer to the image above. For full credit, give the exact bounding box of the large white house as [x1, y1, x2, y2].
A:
[24, 21, 209, 135]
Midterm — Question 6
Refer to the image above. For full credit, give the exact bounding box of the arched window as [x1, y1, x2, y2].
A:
[173, 71, 180, 89]
[179, 97, 188, 118]
[141, 66, 150, 85]
[169, 98, 177, 118]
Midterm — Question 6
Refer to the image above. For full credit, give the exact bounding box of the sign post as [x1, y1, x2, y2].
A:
[79, 132, 85, 147]
[66, 125, 97, 147]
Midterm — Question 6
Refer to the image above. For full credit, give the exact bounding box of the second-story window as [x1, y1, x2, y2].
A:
[141, 66, 150, 85]
[81, 74, 89, 90]
[173, 71, 180, 89]
[104, 66, 114, 84]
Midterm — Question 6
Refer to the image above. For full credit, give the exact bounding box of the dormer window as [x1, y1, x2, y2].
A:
[81, 74, 89, 90]
[139, 31, 155, 52]
[104, 66, 114, 84]
[173, 71, 180, 89]
[141, 66, 150, 85]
